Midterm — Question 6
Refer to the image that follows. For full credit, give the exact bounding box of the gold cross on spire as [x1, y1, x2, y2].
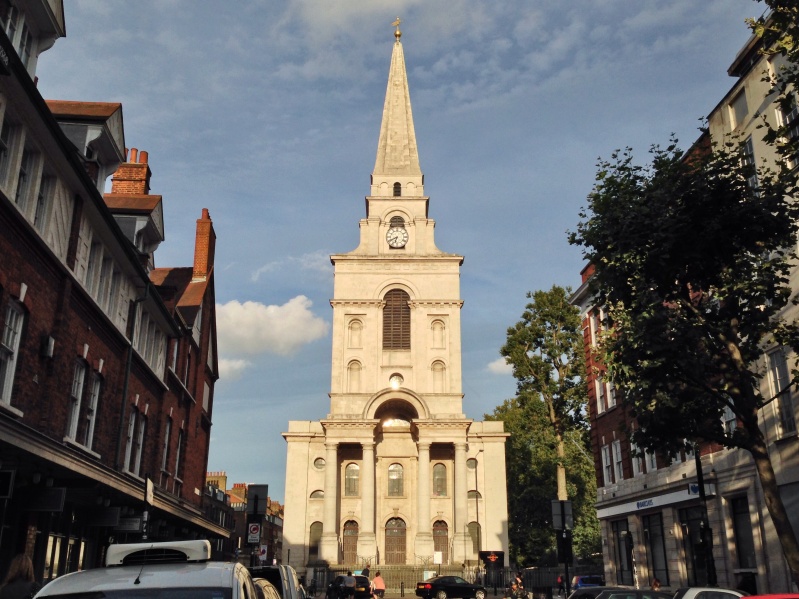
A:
[392, 17, 401, 40]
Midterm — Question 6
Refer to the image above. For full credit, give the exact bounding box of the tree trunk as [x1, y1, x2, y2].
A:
[748, 427, 799, 587]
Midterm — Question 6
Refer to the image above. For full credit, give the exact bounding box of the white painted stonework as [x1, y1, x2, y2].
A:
[282, 28, 509, 572]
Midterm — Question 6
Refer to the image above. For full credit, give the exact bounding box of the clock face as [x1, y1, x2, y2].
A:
[386, 226, 409, 248]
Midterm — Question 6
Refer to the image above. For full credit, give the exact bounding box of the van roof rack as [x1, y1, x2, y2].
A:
[105, 540, 212, 566]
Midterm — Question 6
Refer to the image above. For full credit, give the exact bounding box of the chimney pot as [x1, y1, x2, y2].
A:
[140, 150, 148, 164]
[130, 148, 138, 163]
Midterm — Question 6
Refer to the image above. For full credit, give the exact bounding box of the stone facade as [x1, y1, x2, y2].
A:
[282, 27, 509, 573]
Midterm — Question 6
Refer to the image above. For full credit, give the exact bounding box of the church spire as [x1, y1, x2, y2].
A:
[371, 18, 424, 197]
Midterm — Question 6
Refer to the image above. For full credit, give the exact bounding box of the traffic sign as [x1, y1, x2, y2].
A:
[248, 523, 261, 543]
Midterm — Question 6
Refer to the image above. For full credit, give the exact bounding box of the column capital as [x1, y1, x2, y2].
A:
[361, 441, 375, 451]
[454, 442, 468, 452]
[417, 440, 431, 451]
[325, 441, 339, 451]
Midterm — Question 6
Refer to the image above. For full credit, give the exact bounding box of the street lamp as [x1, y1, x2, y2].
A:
[694, 443, 717, 586]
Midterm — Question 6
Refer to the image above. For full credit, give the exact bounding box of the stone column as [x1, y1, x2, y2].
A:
[358, 441, 377, 561]
[452, 441, 469, 563]
[415, 441, 434, 557]
[320, 441, 340, 563]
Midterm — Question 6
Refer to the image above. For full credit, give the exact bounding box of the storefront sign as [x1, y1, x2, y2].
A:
[597, 484, 716, 519]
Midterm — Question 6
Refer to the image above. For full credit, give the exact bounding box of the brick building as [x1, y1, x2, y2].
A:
[570, 20, 799, 594]
[0, 0, 231, 579]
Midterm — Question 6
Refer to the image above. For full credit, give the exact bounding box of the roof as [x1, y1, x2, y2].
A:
[104, 193, 162, 213]
[151, 266, 209, 324]
[45, 100, 122, 119]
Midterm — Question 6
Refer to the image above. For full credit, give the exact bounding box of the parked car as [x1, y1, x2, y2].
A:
[594, 590, 671, 599]
[250, 565, 305, 599]
[34, 540, 257, 599]
[256, 579, 285, 599]
[745, 596, 799, 599]
[416, 575, 486, 599]
[571, 575, 606, 590]
[568, 587, 629, 599]
[672, 588, 748, 599]
[326, 575, 372, 599]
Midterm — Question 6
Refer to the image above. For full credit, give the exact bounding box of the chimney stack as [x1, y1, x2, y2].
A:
[111, 147, 151, 195]
[193, 208, 216, 281]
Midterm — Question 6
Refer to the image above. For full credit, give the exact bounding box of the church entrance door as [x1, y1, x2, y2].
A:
[343, 520, 359, 564]
[385, 517, 406, 564]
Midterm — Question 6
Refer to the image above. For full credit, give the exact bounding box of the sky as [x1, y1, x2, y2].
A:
[36, 0, 762, 503]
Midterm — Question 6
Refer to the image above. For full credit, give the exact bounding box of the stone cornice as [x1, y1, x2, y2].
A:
[409, 300, 464, 308]
[330, 300, 384, 307]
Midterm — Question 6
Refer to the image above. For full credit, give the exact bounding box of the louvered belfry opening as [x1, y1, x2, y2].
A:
[383, 289, 410, 349]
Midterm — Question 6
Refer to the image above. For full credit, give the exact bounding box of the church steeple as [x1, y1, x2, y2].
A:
[371, 18, 424, 197]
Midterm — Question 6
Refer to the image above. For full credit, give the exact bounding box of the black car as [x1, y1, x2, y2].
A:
[327, 575, 372, 599]
[416, 575, 486, 599]
[568, 587, 628, 599]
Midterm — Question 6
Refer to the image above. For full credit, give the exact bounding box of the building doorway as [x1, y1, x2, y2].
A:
[433, 520, 449, 564]
[385, 518, 406, 564]
[343, 520, 359, 564]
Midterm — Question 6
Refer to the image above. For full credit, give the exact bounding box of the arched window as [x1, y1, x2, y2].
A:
[431, 320, 445, 348]
[468, 521, 481, 555]
[343, 520, 359, 564]
[385, 517, 406, 564]
[309, 521, 323, 562]
[467, 490, 482, 499]
[433, 463, 447, 496]
[383, 289, 410, 350]
[393, 182, 401, 197]
[432, 361, 446, 393]
[433, 520, 449, 564]
[310, 490, 324, 499]
[348, 320, 362, 348]
[347, 361, 362, 393]
[390, 216, 405, 228]
[388, 463, 404, 496]
[345, 463, 360, 496]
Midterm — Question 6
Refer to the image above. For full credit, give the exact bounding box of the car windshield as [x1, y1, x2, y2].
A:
[40, 589, 232, 599]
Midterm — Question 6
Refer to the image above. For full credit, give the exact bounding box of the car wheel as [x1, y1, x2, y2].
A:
[436, 591, 447, 599]
[475, 591, 486, 599]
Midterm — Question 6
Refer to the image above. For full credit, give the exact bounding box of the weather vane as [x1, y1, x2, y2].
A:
[392, 17, 401, 40]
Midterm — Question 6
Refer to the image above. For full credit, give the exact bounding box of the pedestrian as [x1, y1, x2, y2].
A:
[556, 574, 564, 597]
[361, 565, 370, 579]
[515, 572, 524, 589]
[651, 578, 661, 591]
[506, 581, 526, 599]
[371, 571, 385, 599]
[0, 554, 41, 599]
[343, 571, 356, 599]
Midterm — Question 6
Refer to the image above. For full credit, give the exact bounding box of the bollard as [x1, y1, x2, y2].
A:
[401, 581, 405, 597]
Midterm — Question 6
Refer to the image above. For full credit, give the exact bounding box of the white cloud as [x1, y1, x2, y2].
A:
[216, 296, 329, 356]
[250, 252, 332, 282]
[218, 358, 252, 380]
[487, 357, 513, 375]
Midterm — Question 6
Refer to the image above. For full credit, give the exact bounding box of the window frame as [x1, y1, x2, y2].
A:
[388, 463, 404, 496]
[0, 300, 25, 405]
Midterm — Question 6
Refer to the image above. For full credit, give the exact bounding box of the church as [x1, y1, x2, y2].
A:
[281, 22, 509, 573]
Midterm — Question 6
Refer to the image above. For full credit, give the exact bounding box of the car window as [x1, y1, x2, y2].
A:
[453, 578, 468, 585]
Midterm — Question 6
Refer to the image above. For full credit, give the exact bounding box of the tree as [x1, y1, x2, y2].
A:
[569, 134, 799, 582]
[487, 397, 599, 566]
[490, 286, 599, 566]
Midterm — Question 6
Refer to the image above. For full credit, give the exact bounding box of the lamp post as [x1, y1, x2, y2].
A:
[694, 443, 717, 586]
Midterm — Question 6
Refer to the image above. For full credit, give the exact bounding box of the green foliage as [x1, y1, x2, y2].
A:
[570, 139, 799, 454]
[490, 286, 599, 566]
[487, 397, 599, 566]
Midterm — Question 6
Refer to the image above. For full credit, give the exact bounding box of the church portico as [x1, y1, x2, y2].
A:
[282, 21, 507, 572]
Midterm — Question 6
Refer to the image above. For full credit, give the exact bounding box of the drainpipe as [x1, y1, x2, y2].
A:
[115, 285, 149, 470]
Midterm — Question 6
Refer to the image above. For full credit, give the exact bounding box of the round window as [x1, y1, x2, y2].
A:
[314, 458, 326, 470]
[389, 373, 404, 389]
[466, 458, 477, 470]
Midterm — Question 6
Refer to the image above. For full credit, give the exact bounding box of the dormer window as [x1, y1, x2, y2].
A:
[393, 182, 401, 196]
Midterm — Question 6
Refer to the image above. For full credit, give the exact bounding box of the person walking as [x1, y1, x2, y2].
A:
[343, 572, 356, 599]
[371, 571, 385, 599]
[0, 554, 41, 599]
[506, 581, 526, 599]
[361, 566, 370, 579]
[556, 575, 565, 598]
